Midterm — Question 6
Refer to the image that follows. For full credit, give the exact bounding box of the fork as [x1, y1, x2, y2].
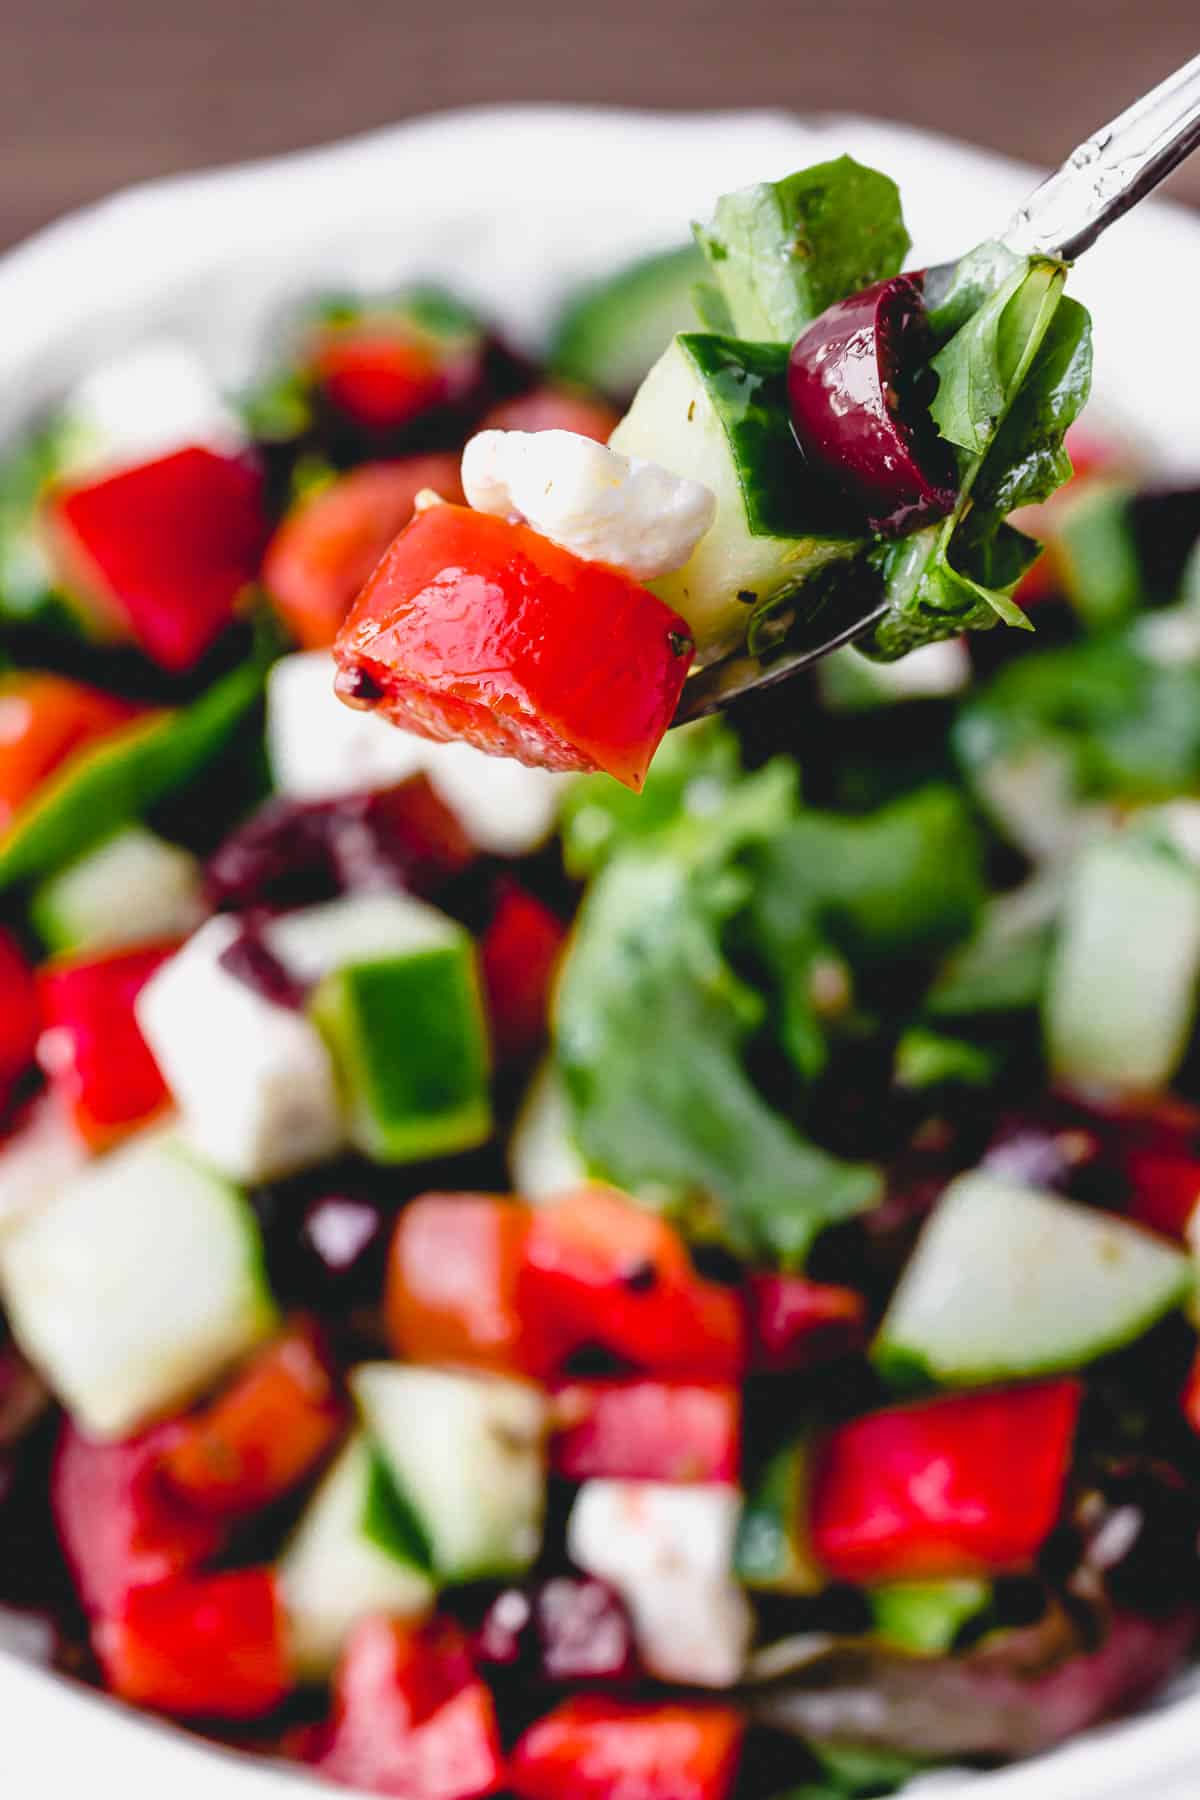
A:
[673, 48, 1200, 724]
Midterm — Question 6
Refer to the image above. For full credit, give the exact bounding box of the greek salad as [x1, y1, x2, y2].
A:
[0, 155, 1196, 1800]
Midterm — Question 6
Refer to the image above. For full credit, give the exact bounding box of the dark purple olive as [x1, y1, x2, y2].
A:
[205, 795, 341, 911]
[217, 918, 310, 1010]
[205, 778, 475, 914]
[787, 274, 958, 536]
[476, 1577, 637, 1685]
[251, 1170, 396, 1312]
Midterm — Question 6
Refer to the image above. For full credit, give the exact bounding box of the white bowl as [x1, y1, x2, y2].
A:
[2, 103, 1200, 1800]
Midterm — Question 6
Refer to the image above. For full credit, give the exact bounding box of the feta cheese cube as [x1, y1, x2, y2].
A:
[461, 428, 716, 582]
[59, 340, 247, 481]
[135, 915, 345, 1182]
[567, 1479, 752, 1687]
[268, 650, 566, 853]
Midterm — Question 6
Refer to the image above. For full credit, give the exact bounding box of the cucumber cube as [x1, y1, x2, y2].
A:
[353, 1364, 547, 1584]
[0, 1132, 277, 1437]
[611, 333, 858, 657]
[278, 1434, 434, 1678]
[1046, 832, 1200, 1091]
[875, 1169, 1193, 1388]
[304, 897, 490, 1164]
[32, 825, 204, 954]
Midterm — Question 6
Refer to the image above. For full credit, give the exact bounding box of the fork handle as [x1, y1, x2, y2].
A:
[1003, 50, 1200, 262]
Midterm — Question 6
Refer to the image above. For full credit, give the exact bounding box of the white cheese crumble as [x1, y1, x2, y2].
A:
[567, 1479, 753, 1688]
[135, 914, 345, 1183]
[461, 427, 716, 582]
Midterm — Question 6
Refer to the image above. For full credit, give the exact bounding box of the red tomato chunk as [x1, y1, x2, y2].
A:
[551, 1380, 740, 1484]
[37, 942, 177, 1149]
[520, 1187, 746, 1381]
[51, 1420, 225, 1620]
[45, 448, 269, 672]
[97, 1567, 290, 1719]
[334, 505, 694, 790]
[159, 1320, 344, 1517]
[263, 455, 466, 650]
[509, 1698, 744, 1800]
[303, 1616, 505, 1799]
[810, 1380, 1082, 1583]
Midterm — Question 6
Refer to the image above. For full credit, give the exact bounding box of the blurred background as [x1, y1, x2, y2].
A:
[2, 0, 1197, 252]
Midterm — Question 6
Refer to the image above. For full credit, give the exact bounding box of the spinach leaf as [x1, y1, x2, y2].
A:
[695, 157, 910, 343]
[750, 785, 985, 972]
[561, 717, 742, 879]
[555, 766, 881, 1264]
[863, 267, 1091, 660]
[930, 260, 1065, 458]
[954, 629, 1200, 806]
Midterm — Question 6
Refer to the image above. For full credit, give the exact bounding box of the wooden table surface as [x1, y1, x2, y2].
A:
[3, 0, 1197, 252]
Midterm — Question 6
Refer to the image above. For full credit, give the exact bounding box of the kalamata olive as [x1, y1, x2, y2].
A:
[476, 1576, 637, 1685]
[251, 1169, 396, 1312]
[787, 274, 958, 536]
[205, 776, 473, 912]
[217, 918, 309, 1010]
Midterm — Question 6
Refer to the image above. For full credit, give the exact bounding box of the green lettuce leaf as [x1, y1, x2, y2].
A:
[694, 157, 910, 343]
[561, 718, 742, 879]
[555, 764, 881, 1264]
[863, 267, 1092, 661]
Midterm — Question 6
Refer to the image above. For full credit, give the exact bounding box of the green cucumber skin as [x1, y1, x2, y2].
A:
[611, 334, 859, 656]
[674, 334, 852, 543]
[310, 945, 491, 1165]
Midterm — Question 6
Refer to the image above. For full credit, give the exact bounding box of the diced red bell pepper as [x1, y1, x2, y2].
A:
[480, 881, 567, 1065]
[481, 385, 620, 443]
[97, 1567, 290, 1718]
[44, 447, 269, 671]
[551, 1380, 740, 1484]
[334, 505, 695, 791]
[0, 673, 144, 836]
[37, 942, 177, 1149]
[747, 1272, 867, 1373]
[158, 1320, 344, 1518]
[0, 928, 40, 1094]
[306, 1616, 505, 1799]
[810, 1380, 1082, 1584]
[386, 1194, 535, 1375]
[263, 455, 466, 649]
[509, 1698, 744, 1800]
[312, 324, 484, 434]
[519, 1186, 746, 1380]
[51, 1418, 225, 1619]
[1123, 1147, 1200, 1243]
